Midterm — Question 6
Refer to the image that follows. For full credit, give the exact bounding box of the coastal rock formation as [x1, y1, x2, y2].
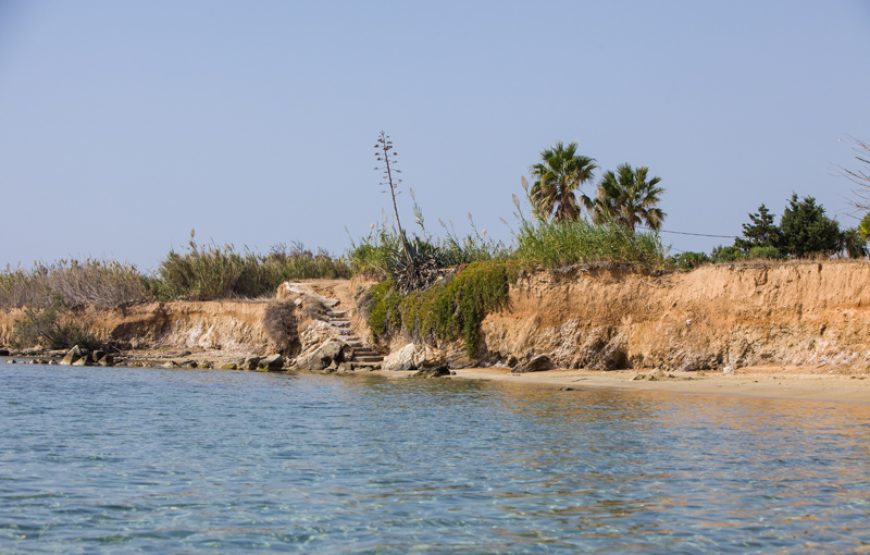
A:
[481, 261, 870, 372]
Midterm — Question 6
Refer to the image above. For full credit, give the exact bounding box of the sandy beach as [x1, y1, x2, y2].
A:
[442, 366, 870, 404]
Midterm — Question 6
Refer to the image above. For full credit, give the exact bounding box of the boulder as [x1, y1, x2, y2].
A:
[90, 350, 106, 364]
[71, 357, 88, 367]
[294, 339, 347, 370]
[219, 362, 238, 370]
[512, 355, 554, 373]
[382, 343, 417, 372]
[241, 356, 262, 371]
[60, 345, 86, 366]
[257, 354, 285, 371]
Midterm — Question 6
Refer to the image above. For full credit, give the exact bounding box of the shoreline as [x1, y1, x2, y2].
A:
[438, 367, 870, 404]
[5, 354, 870, 404]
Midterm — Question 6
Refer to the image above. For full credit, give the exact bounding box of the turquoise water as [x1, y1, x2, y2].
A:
[1, 364, 869, 554]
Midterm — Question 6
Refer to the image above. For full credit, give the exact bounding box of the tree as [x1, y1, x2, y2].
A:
[528, 141, 597, 223]
[589, 163, 665, 231]
[734, 204, 782, 252]
[842, 228, 867, 258]
[779, 194, 842, 257]
[859, 212, 870, 242]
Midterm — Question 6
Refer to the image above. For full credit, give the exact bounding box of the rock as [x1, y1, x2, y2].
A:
[72, 357, 88, 367]
[257, 354, 285, 371]
[413, 365, 451, 378]
[241, 356, 262, 371]
[219, 362, 238, 370]
[294, 339, 347, 370]
[48, 359, 58, 366]
[161, 361, 177, 369]
[60, 345, 86, 366]
[0, 348, 10, 357]
[98, 355, 114, 367]
[179, 360, 198, 369]
[90, 350, 106, 364]
[512, 355, 554, 373]
[336, 361, 353, 373]
[178, 350, 192, 357]
[382, 343, 417, 372]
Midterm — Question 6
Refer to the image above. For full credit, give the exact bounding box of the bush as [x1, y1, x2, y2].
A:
[263, 301, 299, 354]
[669, 251, 710, 271]
[11, 305, 100, 350]
[347, 223, 508, 288]
[711, 245, 744, 263]
[364, 260, 514, 356]
[514, 220, 664, 269]
[747, 246, 782, 260]
[0, 260, 152, 310]
[157, 238, 350, 301]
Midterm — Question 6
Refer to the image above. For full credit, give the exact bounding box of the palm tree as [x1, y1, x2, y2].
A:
[589, 164, 665, 231]
[528, 141, 597, 223]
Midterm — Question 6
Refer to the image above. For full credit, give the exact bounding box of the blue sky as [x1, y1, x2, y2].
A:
[1, 1, 869, 269]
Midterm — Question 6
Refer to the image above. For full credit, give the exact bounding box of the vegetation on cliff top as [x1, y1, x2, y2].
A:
[363, 260, 514, 356]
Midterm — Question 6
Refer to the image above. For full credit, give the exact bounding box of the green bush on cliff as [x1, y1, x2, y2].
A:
[11, 304, 100, 350]
[365, 260, 513, 356]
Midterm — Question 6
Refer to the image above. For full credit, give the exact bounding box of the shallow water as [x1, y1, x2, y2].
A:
[1, 364, 869, 554]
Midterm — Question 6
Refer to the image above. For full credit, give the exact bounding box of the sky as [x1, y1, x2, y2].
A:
[1, 0, 869, 269]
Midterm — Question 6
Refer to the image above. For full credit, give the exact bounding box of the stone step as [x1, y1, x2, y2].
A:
[351, 362, 381, 371]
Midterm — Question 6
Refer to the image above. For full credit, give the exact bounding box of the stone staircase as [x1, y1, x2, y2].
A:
[326, 308, 384, 371]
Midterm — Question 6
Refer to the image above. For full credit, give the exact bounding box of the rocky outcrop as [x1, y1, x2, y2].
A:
[382, 343, 447, 372]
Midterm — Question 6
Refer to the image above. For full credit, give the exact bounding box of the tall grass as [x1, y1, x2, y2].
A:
[155, 240, 350, 301]
[0, 260, 151, 310]
[347, 222, 508, 281]
[514, 220, 664, 269]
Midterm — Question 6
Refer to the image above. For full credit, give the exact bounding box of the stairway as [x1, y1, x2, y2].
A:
[326, 308, 384, 370]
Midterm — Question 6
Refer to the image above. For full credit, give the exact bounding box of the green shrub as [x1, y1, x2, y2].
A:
[514, 220, 664, 269]
[711, 245, 744, 263]
[348, 224, 508, 284]
[11, 305, 100, 350]
[157, 238, 350, 301]
[365, 260, 514, 356]
[669, 251, 710, 271]
[747, 246, 782, 260]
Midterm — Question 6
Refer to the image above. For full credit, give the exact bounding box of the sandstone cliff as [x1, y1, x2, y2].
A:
[482, 260, 869, 371]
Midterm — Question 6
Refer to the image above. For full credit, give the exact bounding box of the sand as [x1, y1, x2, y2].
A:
[441, 367, 870, 405]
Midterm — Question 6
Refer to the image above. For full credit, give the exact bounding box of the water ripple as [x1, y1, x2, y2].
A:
[1, 364, 869, 553]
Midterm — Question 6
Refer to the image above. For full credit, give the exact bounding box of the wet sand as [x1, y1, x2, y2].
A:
[445, 367, 870, 405]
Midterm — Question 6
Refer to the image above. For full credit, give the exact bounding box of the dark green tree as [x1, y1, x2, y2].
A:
[734, 204, 782, 252]
[779, 194, 842, 258]
[589, 164, 666, 231]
